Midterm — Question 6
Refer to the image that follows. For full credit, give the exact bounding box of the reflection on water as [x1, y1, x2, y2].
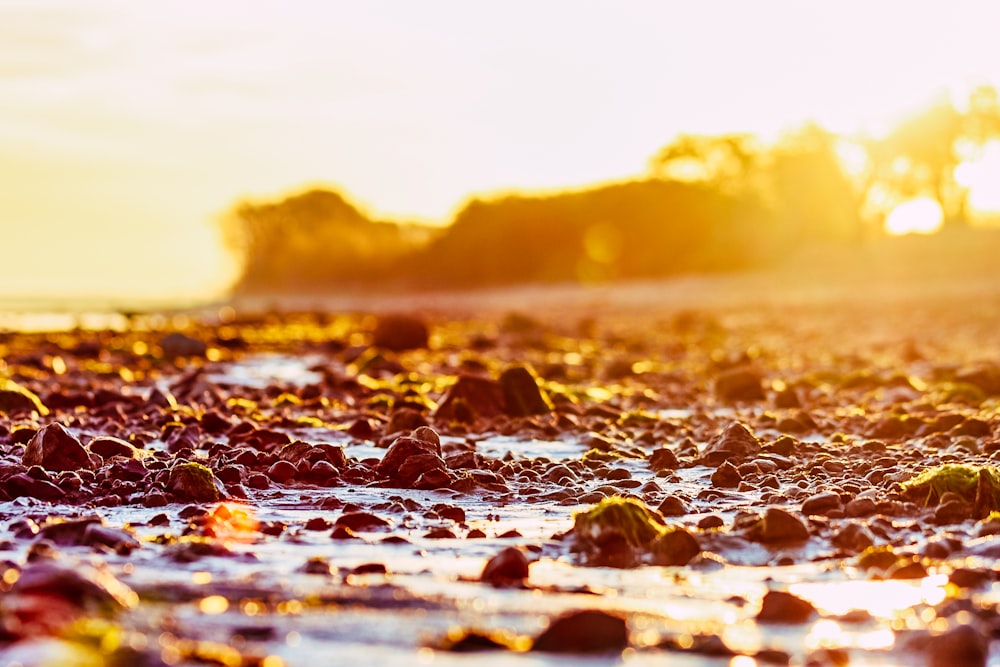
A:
[205, 354, 324, 388]
[789, 576, 948, 618]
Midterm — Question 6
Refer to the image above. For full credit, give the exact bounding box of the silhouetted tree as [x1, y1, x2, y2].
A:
[220, 188, 430, 294]
[863, 86, 1000, 227]
[766, 124, 864, 244]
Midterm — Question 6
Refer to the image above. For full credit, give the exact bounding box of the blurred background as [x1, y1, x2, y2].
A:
[2, 1, 1000, 312]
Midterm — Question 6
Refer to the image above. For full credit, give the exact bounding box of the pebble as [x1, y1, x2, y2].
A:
[531, 609, 628, 653]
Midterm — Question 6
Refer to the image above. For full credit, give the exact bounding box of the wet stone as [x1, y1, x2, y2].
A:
[749, 507, 810, 544]
[499, 365, 553, 417]
[711, 461, 742, 488]
[714, 366, 766, 402]
[756, 589, 816, 624]
[802, 492, 842, 516]
[700, 422, 761, 466]
[531, 609, 628, 653]
[648, 447, 679, 471]
[480, 546, 530, 587]
[166, 462, 227, 503]
[831, 521, 875, 554]
[22, 423, 95, 472]
[0, 379, 49, 416]
[372, 313, 430, 351]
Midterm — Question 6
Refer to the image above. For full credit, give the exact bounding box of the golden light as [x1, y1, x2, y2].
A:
[198, 595, 230, 615]
[955, 140, 1000, 214]
[884, 197, 944, 235]
[205, 502, 259, 544]
[789, 576, 948, 618]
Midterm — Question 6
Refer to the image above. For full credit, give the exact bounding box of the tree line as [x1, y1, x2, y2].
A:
[219, 86, 999, 294]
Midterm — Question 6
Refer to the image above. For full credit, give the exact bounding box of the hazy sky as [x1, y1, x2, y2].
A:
[3, 1, 999, 302]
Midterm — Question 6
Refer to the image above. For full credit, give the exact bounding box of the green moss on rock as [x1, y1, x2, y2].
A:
[574, 497, 665, 548]
[900, 464, 1000, 515]
[166, 462, 226, 503]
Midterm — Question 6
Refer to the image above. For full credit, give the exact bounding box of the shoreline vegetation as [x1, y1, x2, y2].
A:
[213, 88, 1000, 302]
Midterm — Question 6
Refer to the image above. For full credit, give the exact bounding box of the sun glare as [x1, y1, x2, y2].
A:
[955, 140, 1000, 214]
[884, 197, 944, 235]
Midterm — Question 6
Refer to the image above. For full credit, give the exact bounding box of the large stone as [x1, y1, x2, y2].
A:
[748, 507, 810, 543]
[531, 609, 628, 653]
[372, 313, 430, 352]
[714, 366, 766, 402]
[499, 366, 553, 417]
[699, 422, 761, 466]
[0, 379, 49, 416]
[3, 473, 64, 501]
[481, 546, 530, 587]
[924, 623, 988, 667]
[22, 423, 95, 472]
[572, 497, 667, 568]
[159, 332, 208, 359]
[756, 590, 815, 623]
[650, 528, 701, 566]
[375, 429, 451, 488]
[166, 462, 226, 503]
[87, 436, 144, 460]
[12, 562, 138, 613]
[434, 374, 506, 422]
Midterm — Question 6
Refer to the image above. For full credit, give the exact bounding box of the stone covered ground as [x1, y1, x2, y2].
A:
[1, 276, 1000, 666]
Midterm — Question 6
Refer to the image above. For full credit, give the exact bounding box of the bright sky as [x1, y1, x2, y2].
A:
[2, 1, 999, 303]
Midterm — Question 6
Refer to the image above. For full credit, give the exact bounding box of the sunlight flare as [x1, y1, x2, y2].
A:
[884, 197, 944, 235]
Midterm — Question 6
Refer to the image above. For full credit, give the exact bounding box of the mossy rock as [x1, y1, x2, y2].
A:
[857, 545, 903, 572]
[900, 464, 1000, 516]
[572, 497, 671, 567]
[0, 378, 49, 416]
[166, 462, 226, 503]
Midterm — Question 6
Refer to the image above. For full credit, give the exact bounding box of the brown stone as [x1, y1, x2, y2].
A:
[756, 590, 815, 623]
[714, 366, 766, 402]
[699, 422, 761, 466]
[532, 609, 628, 653]
[22, 423, 95, 472]
[481, 546, 530, 587]
[435, 374, 506, 422]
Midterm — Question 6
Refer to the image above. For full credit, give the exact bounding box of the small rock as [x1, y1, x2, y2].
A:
[166, 462, 226, 503]
[335, 511, 391, 531]
[87, 436, 144, 460]
[924, 623, 988, 667]
[648, 447, 679, 471]
[711, 461, 742, 488]
[480, 546, 530, 587]
[756, 589, 815, 623]
[0, 379, 49, 416]
[385, 408, 429, 435]
[22, 423, 95, 472]
[831, 521, 875, 554]
[749, 507, 809, 543]
[531, 609, 628, 653]
[434, 375, 506, 422]
[802, 492, 842, 516]
[3, 473, 63, 501]
[159, 332, 208, 359]
[499, 366, 553, 417]
[372, 313, 429, 351]
[844, 497, 877, 517]
[699, 422, 761, 466]
[657, 495, 687, 517]
[650, 528, 701, 566]
[714, 366, 766, 402]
